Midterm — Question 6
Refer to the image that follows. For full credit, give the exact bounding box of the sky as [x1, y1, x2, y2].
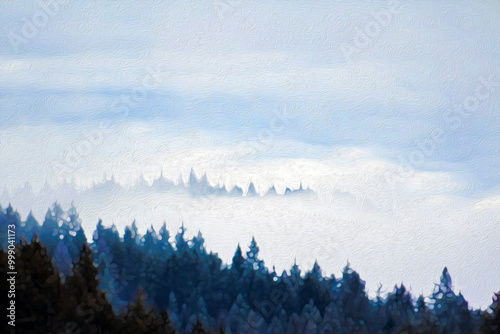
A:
[1, 0, 499, 308]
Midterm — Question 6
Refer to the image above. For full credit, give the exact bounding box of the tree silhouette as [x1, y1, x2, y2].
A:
[15, 236, 63, 333]
[119, 287, 176, 333]
[1, 203, 498, 334]
[432, 267, 474, 334]
[190, 317, 207, 334]
[481, 291, 500, 334]
[61, 243, 116, 333]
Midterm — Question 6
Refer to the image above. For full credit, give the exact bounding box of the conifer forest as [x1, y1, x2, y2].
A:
[2, 0, 500, 333]
[1, 204, 498, 333]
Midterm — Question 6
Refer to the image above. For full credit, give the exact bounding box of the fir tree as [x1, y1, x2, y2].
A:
[61, 244, 116, 333]
[190, 318, 207, 334]
[432, 267, 474, 334]
[244, 237, 265, 273]
[480, 291, 500, 334]
[3, 203, 496, 334]
[16, 236, 63, 333]
[120, 287, 175, 333]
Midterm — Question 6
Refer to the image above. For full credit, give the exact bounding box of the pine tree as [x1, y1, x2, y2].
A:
[190, 317, 207, 334]
[121, 222, 143, 302]
[120, 287, 175, 334]
[159, 308, 177, 334]
[61, 244, 116, 333]
[53, 239, 72, 277]
[66, 202, 87, 261]
[383, 284, 415, 333]
[0, 205, 21, 250]
[244, 237, 265, 273]
[5, 203, 495, 334]
[20, 210, 40, 242]
[122, 288, 150, 333]
[158, 222, 174, 260]
[335, 264, 371, 331]
[231, 244, 245, 275]
[411, 295, 437, 333]
[299, 261, 329, 315]
[142, 225, 161, 256]
[431, 267, 473, 334]
[16, 237, 63, 333]
[192, 231, 207, 255]
[218, 323, 228, 334]
[480, 291, 500, 334]
[39, 202, 66, 259]
[282, 260, 303, 315]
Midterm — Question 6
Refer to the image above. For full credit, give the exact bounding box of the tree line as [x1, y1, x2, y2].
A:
[0, 203, 499, 333]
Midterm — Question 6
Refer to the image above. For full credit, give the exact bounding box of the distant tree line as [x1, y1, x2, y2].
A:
[0, 203, 499, 333]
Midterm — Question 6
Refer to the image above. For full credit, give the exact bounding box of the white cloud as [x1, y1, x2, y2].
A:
[0, 122, 464, 199]
[473, 195, 500, 211]
[1, 0, 499, 310]
[2, 121, 500, 308]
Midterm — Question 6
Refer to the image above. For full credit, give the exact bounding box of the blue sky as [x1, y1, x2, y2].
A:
[1, 0, 499, 308]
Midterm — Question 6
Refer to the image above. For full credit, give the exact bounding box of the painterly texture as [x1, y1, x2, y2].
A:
[0, 0, 499, 332]
[1, 203, 499, 333]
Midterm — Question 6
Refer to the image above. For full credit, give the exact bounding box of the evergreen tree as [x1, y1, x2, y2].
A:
[16, 237, 63, 333]
[383, 284, 415, 333]
[120, 222, 143, 302]
[218, 323, 228, 334]
[19, 210, 40, 242]
[175, 223, 188, 254]
[53, 239, 72, 277]
[411, 295, 437, 333]
[192, 231, 207, 255]
[159, 308, 177, 334]
[431, 267, 474, 334]
[299, 261, 329, 316]
[94, 231, 127, 313]
[282, 260, 303, 315]
[120, 287, 176, 334]
[66, 202, 87, 261]
[481, 291, 500, 334]
[190, 318, 207, 334]
[244, 237, 265, 273]
[3, 203, 495, 334]
[0, 205, 21, 249]
[158, 222, 174, 260]
[335, 264, 371, 332]
[61, 244, 116, 333]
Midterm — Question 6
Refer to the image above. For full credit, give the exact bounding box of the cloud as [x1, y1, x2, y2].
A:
[0, 122, 466, 199]
[473, 195, 500, 211]
[1, 0, 500, 310]
[1, 144, 499, 309]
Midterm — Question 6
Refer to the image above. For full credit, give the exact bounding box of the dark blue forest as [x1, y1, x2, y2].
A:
[1, 203, 499, 334]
